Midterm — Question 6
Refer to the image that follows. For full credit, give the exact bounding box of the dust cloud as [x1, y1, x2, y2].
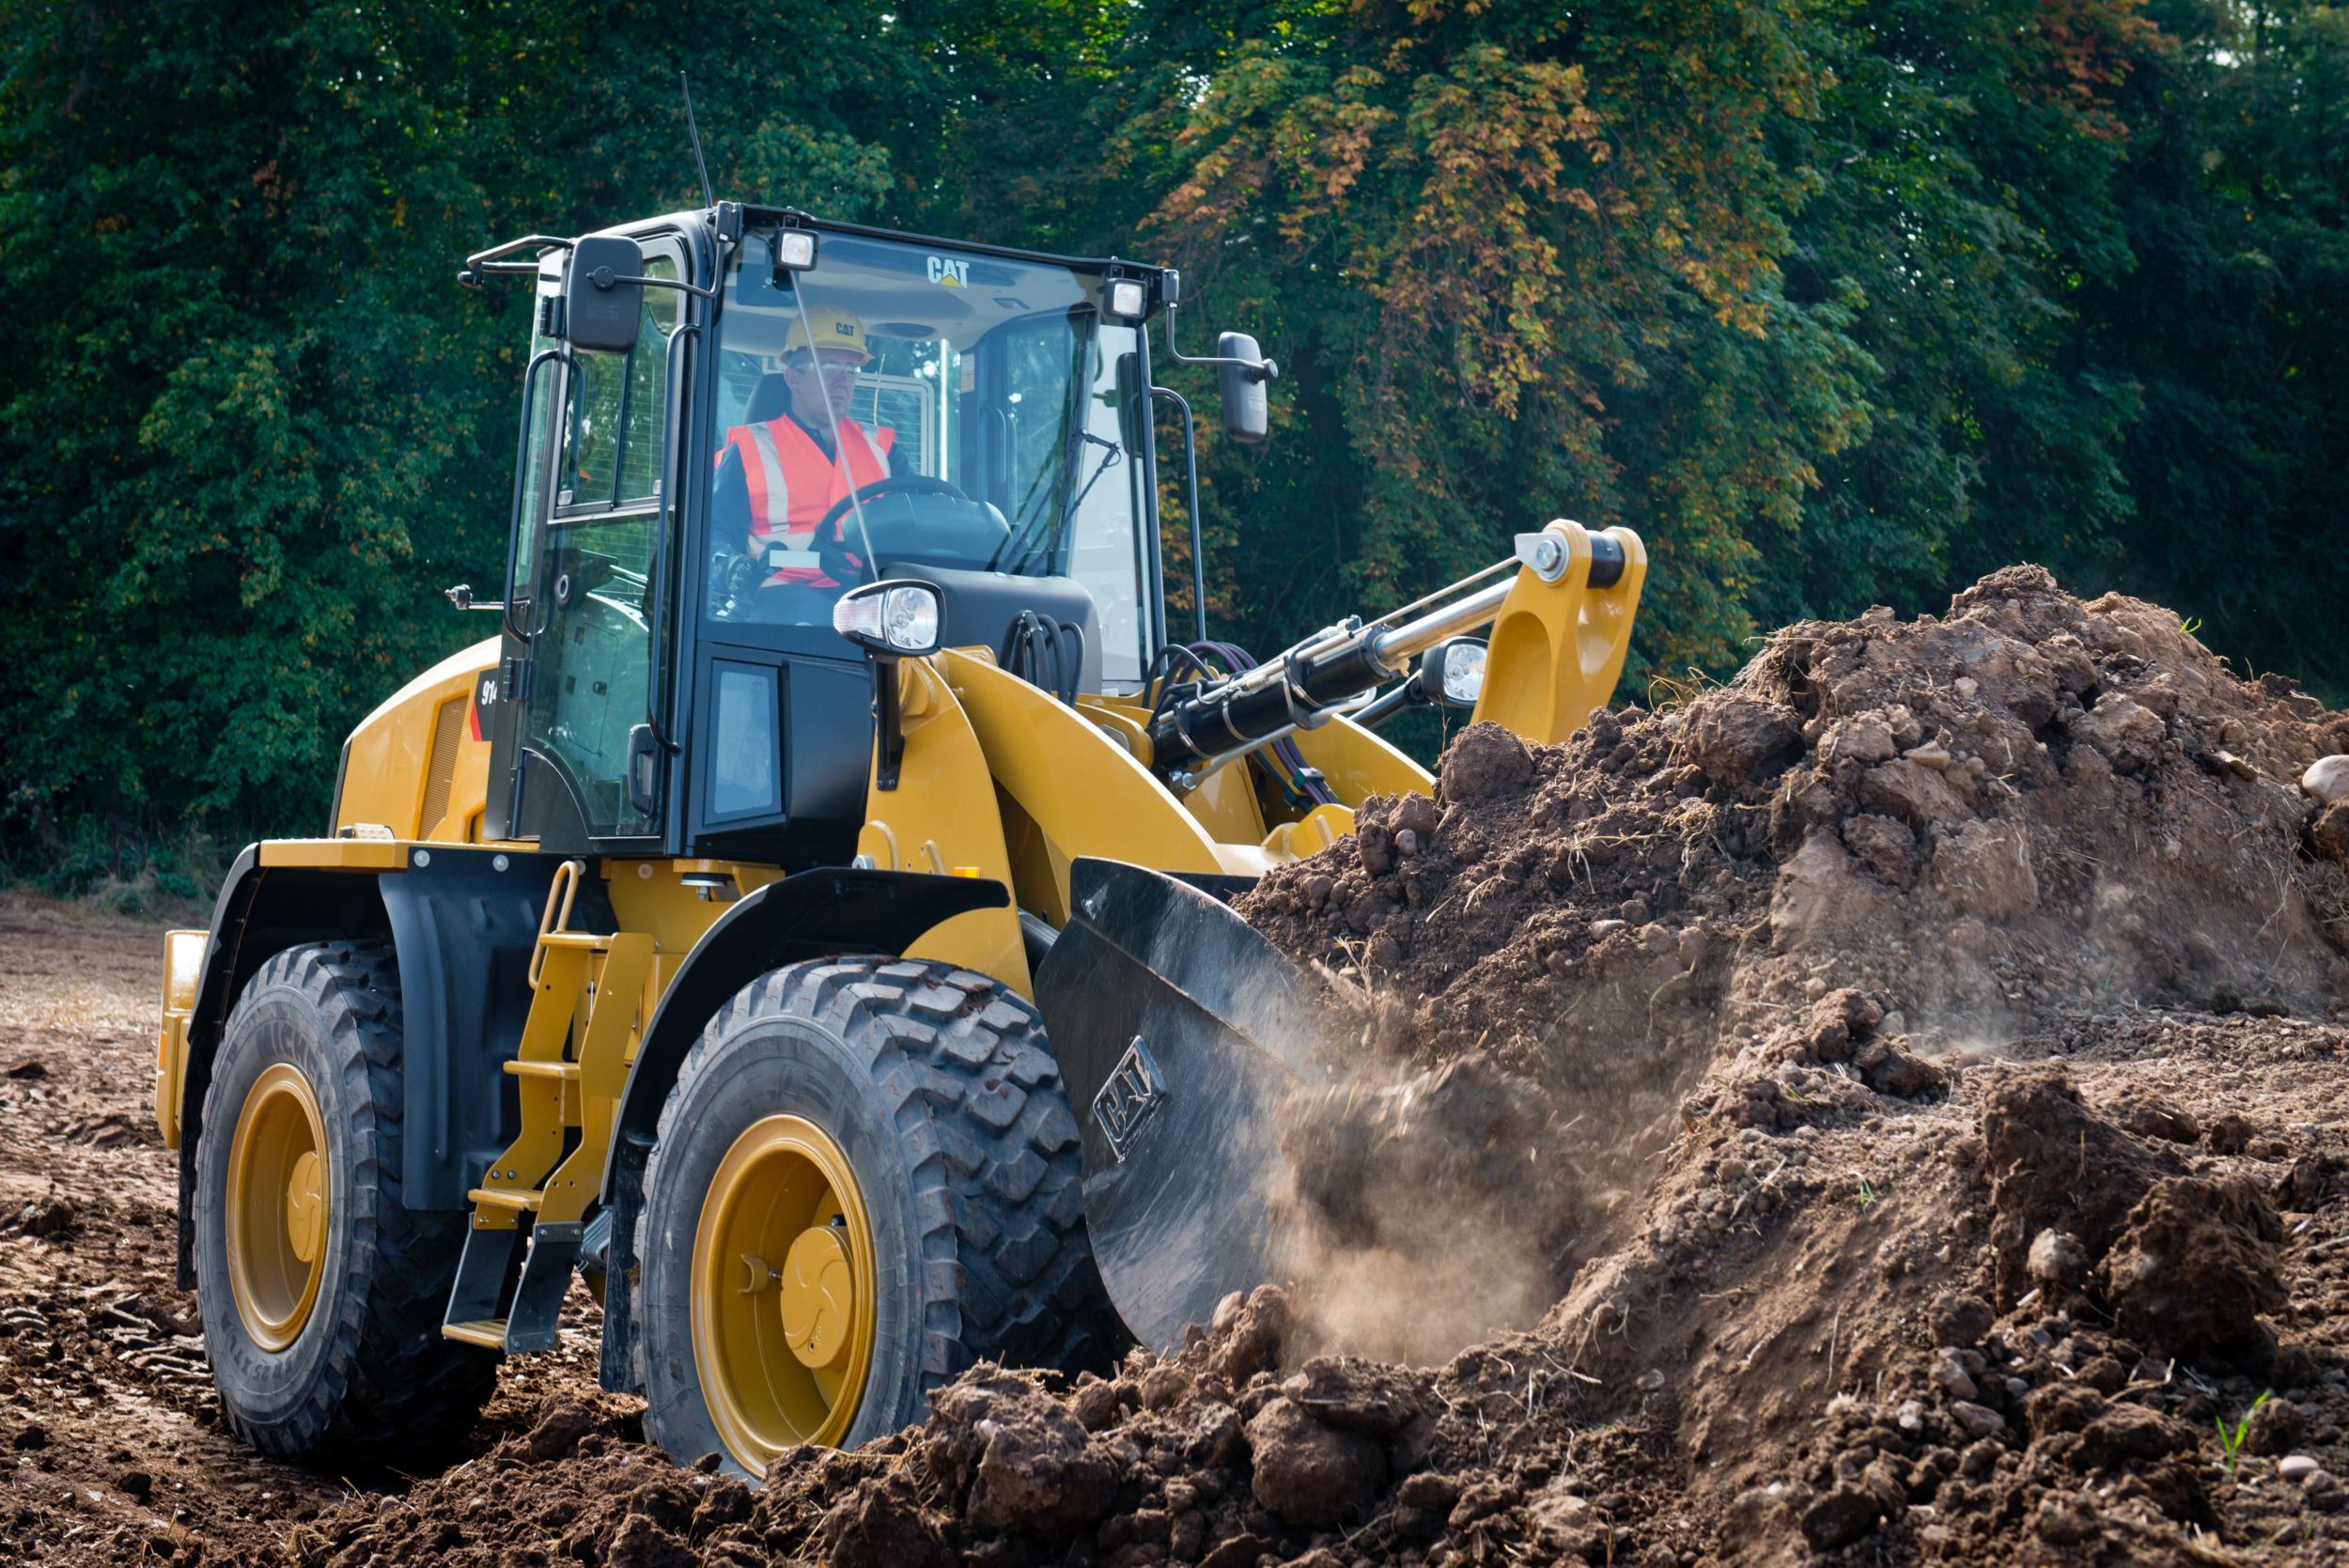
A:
[1267, 1041, 1683, 1367]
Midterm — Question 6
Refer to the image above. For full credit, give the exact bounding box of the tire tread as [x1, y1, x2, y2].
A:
[201, 939, 497, 1458]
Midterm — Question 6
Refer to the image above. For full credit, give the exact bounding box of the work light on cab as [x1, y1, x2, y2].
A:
[1103, 277, 1148, 320]
[770, 225, 817, 273]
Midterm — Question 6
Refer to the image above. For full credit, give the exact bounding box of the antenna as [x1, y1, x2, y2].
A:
[680, 70, 715, 210]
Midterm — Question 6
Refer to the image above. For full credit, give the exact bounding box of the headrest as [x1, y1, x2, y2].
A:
[742, 373, 794, 427]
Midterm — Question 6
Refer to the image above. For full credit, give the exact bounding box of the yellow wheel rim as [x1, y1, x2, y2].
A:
[692, 1114, 878, 1469]
[225, 1063, 331, 1351]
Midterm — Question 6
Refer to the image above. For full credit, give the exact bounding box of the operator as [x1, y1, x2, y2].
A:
[708, 303, 909, 606]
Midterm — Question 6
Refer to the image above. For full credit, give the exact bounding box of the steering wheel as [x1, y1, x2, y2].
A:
[811, 474, 978, 545]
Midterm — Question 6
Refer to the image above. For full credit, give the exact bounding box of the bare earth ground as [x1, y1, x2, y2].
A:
[13, 896, 2349, 1566]
[0, 895, 612, 1565]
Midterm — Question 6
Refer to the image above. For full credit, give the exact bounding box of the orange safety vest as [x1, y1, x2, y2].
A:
[717, 414, 895, 586]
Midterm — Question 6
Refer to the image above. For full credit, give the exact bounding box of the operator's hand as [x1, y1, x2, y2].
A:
[707, 549, 763, 617]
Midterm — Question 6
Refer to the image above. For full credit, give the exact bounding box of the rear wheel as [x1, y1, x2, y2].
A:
[635, 957, 1118, 1474]
[194, 940, 498, 1457]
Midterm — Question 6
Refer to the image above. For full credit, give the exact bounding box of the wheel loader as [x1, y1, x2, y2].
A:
[152, 198, 1646, 1476]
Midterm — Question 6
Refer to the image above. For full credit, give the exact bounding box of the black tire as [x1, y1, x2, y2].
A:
[194, 939, 498, 1458]
[635, 956, 1120, 1471]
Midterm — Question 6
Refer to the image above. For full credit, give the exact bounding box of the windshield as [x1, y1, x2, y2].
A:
[704, 227, 1154, 686]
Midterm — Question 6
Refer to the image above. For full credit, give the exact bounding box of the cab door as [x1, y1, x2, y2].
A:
[486, 238, 687, 849]
[481, 259, 566, 842]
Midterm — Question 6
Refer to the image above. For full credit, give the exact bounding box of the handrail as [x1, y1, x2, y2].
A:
[1149, 385, 1207, 643]
[644, 321, 702, 754]
[502, 347, 571, 644]
[459, 235, 575, 287]
[529, 860, 586, 989]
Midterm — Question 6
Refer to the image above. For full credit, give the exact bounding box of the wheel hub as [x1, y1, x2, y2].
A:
[691, 1115, 877, 1468]
[780, 1224, 855, 1369]
[286, 1151, 325, 1264]
[225, 1063, 331, 1351]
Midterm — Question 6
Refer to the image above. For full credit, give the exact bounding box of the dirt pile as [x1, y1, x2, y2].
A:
[1238, 566, 2349, 1357]
[1250, 567, 2348, 1051]
[289, 1290, 1666, 1568]
[290, 1014, 2349, 1568]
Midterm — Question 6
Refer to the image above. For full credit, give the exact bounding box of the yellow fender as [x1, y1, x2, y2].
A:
[851, 649, 1253, 993]
[941, 648, 1232, 901]
[854, 658, 1033, 994]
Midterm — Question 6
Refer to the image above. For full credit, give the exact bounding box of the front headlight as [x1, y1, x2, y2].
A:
[832, 580, 944, 659]
[882, 585, 939, 653]
[1440, 640, 1486, 706]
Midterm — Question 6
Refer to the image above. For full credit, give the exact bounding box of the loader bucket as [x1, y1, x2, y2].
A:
[1035, 858, 1345, 1352]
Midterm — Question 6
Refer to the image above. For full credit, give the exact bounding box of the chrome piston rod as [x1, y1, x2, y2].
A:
[1363, 572, 1517, 673]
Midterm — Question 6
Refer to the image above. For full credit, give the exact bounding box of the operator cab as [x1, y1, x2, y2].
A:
[688, 222, 1165, 865]
[479, 210, 1186, 867]
[704, 227, 1154, 697]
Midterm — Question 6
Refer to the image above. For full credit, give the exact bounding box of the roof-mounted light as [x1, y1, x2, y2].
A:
[770, 225, 817, 283]
[1103, 276, 1148, 320]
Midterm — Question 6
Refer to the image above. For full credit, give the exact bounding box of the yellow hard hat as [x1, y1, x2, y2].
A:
[782, 303, 871, 365]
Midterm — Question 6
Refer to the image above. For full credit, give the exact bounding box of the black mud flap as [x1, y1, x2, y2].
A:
[1035, 857, 1344, 1352]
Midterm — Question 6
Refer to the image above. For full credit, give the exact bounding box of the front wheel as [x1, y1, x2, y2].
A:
[634, 957, 1118, 1473]
[193, 940, 498, 1457]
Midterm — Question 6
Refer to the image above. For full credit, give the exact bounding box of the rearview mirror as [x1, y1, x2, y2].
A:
[1216, 332, 1270, 444]
[563, 235, 646, 354]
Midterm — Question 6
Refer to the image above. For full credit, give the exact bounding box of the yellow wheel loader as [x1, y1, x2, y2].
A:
[152, 201, 1646, 1474]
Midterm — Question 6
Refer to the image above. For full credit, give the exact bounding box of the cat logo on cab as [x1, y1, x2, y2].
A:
[926, 255, 970, 287]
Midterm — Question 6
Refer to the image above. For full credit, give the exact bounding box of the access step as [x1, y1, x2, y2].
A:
[443, 1320, 507, 1349]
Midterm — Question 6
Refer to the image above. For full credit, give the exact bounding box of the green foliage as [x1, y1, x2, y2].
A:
[4, 0, 2345, 873]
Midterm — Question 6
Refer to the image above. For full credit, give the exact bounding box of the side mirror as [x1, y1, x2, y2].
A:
[832, 580, 943, 660]
[563, 235, 646, 354]
[1418, 637, 1487, 709]
[1114, 350, 1146, 453]
[1216, 332, 1272, 444]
